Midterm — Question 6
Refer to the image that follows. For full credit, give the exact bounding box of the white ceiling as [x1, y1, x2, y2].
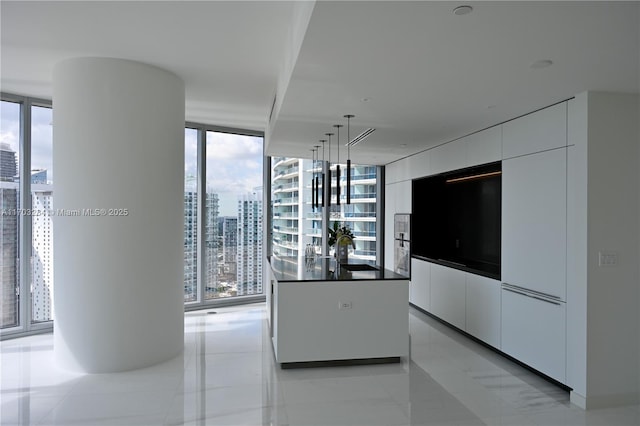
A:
[2, 1, 639, 165]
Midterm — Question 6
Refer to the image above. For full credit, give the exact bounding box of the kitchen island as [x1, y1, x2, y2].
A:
[267, 256, 410, 368]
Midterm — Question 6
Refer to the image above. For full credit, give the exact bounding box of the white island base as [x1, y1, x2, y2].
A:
[268, 258, 410, 368]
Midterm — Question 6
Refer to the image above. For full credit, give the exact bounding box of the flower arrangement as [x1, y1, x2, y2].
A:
[328, 221, 356, 249]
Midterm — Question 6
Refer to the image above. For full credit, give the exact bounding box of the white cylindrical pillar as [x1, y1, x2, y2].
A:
[52, 58, 185, 373]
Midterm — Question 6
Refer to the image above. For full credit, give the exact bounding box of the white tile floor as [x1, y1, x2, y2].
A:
[1, 303, 639, 425]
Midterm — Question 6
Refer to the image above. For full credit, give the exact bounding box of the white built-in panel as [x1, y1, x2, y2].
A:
[502, 102, 567, 159]
[430, 138, 467, 175]
[396, 180, 412, 214]
[386, 159, 410, 184]
[409, 258, 430, 311]
[502, 148, 567, 300]
[430, 263, 466, 330]
[501, 288, 566, 383]
[465, 274, 501, 349]
[408, 149, 431, 180]
[466, 126, 502, 168]
[384, 183, 398, 271]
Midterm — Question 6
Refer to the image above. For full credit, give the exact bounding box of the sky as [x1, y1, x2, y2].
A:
[185, 128, 263, 217]
[0, 101, 53, 181]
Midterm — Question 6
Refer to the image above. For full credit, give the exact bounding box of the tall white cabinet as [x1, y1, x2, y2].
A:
[500, 104, 568, 383]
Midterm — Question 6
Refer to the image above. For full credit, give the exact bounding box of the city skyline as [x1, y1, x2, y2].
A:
[185, 129, 263, 217]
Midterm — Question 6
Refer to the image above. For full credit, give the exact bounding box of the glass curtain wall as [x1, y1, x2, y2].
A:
[1, 100, 21, 329]
[183, 126, 264, 306]
[30, 105, 53, 323]
[1, 96, 54, 335]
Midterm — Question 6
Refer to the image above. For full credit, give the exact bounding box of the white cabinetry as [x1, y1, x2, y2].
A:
[502, 148, 567, 300]
[430, 138, 467, 175]
[430, 264, 466, 330]
[465, 274, 501, 349]
[409, 258, 430, 311]
[502, 102, 567, 159]
[501, 287, 566, 383]
[466, 126, 502, 167]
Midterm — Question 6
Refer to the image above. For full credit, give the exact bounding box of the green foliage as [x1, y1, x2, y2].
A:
[328, 221, 355, 247]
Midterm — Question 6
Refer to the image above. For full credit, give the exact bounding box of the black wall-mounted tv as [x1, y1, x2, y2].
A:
[411, 161, 501, 279]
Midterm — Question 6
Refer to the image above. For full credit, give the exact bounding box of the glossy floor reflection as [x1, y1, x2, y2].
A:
[1, 303, 639, 425]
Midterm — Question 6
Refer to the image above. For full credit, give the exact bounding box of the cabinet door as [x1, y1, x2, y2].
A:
[502, 148, 567, 300]
[502, 102, 567, 159]
[409, 258, 430, 311]
[466, 274, 501, 349]
[430, 264, 466, 330]
[501, 288, 566, 383]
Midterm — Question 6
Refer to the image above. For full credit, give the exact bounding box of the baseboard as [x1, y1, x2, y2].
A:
[571, 390, 640, 410]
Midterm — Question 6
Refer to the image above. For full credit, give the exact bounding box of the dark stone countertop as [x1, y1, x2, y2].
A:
[269, 256, 409, 283]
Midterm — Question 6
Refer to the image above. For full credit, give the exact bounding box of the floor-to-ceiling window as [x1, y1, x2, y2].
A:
[0, 100, 21, 330]
[30, 105, 53, 323]
[184, 125, 264, 308]
[1, 95, 54, 336]
[1, 95, 266, 338]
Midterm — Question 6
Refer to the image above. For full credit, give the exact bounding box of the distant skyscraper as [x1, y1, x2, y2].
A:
[237, 191, 263, 296]
[183, 178, 220, 302]
[220, 216, 238, 274]
[1, 187, 18, 328]
[0, 143, 17, 181]
[183, 189, 198, 302]
[32, 174, 53, 322]
[0, 144, 18, 328]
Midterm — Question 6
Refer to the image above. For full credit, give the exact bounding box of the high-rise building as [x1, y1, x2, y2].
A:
[271, 157, 378, 261]
[237, 190, 262, 296]
[0, 144, 18, 328]
[219, 216, 237, 275]
[32, 172, 53, 322]
[1, 187, 18, 328]
[183, 178, 220, 302]
[0, 142, 17, 181]
[183, 189, 198, 302]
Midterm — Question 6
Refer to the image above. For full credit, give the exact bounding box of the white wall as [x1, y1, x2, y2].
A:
[582, 92, 639, 407]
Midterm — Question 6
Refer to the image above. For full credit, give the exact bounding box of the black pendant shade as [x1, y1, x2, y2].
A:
[344, 115, 354, 205]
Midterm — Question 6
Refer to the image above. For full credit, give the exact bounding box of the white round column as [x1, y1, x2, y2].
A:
[52, 58, 185, 373]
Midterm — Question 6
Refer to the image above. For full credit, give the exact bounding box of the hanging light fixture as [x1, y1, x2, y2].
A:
[320, 140, 326, 207]
[314, 145, 320, 210]
[344, 115, 354, 204]
[320, 139, 328, 207]
[333, 124, 344, 209]
[310, 147, 316, 209]
[326, 132, 336, 206]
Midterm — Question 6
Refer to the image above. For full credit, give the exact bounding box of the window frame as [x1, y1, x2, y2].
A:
[1, 93, 54, 339]
[183, 122, 266, 312]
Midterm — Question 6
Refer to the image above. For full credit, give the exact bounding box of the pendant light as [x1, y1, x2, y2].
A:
[325, 132, 335, 206]
[314, 145, 320, 210]
[333, 124, 344, 208]
[320, 140, 326, 207]
[344, 115, 354, 204]
[320, 139, 328, 207]
[310, 147, 316, 209]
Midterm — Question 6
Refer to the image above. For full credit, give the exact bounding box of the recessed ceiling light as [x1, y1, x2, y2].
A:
[531, 59, 553, 69]
[453, 5, 473, 15]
